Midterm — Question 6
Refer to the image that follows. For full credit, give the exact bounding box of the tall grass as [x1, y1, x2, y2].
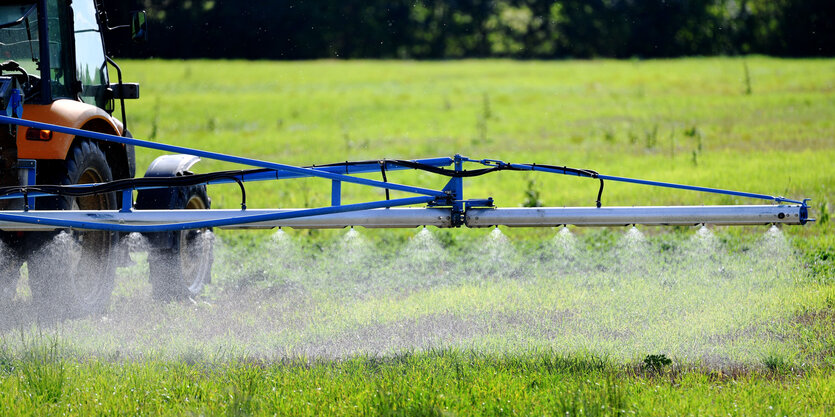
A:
[13, 335, 66, 406]
[0, 343, 834, 416]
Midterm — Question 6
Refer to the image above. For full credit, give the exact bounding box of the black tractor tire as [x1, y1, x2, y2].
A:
[136, 184, 213, 301]
[27, 140, 119, 318]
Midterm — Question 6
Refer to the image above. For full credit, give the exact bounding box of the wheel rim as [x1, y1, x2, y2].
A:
[180, 195, 211, 293]
[71, 167, 113, 304]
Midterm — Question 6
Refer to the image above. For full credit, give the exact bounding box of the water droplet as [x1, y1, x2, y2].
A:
[121, 232, 150, 252]
[553, 226, 578, 257]
[0, 239, 18, 301]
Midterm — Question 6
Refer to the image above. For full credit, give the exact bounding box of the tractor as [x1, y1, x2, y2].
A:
[0, 0, 210, 317]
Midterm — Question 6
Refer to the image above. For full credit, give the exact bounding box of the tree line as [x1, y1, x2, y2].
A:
[103, 0, 834, 59]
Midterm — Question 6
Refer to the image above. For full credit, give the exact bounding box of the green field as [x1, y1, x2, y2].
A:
[1, 57, 835, 415]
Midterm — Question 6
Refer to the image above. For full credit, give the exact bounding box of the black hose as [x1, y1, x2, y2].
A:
[379, 161, 390, 201]
[1, 158, 606, 206]
[0, 169, 266, 199]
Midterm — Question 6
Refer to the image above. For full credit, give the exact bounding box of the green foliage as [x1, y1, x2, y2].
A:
[804, 246, 835, 282]
[684, 126, 703, 166]
[104, 0, 834, 59]
[522, 179, 543, 207]
[0, 350, 833, 415]
[642, 354, 672, 372]
[742, 61, 753, 95]
[17, 337, 66, 404]
[0, 339, 12, 376]
[762, 354, 792, 373]
[644, 124, 659, 150]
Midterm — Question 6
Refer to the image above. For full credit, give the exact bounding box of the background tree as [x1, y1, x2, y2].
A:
[102, 0, 835, 59]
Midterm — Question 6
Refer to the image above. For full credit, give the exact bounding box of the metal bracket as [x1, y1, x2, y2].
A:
[7, 88, 22, 118]
[120, 189, 133, 213]
[800, 198, 812, 224]
[17, 159, 36, 210]
[465, 198, 494, 210]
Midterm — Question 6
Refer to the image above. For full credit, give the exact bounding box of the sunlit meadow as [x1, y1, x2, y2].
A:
[1, 57, 833, 415]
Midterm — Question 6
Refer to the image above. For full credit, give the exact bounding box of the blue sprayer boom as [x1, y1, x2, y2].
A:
[0, 115, 809, 233]
[0, 114, 811, 316]
[0, 115, 810, 232]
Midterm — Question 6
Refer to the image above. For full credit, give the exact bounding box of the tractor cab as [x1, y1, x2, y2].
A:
[0, 0, 138, 110]
[0, 0, 140, 203]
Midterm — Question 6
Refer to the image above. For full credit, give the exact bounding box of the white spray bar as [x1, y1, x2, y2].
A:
[465, 205, 805, 227]
[0, 205, 805, 232]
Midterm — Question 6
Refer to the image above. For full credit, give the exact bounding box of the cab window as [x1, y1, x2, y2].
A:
[46, 0, 73, 99]
[0, 3, 40, 77]
[71, 0, 108, 108]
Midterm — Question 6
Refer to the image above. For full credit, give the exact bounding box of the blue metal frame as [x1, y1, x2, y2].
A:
[0, 156, 456, 202]
[0, 116, 448, 198]
[0, 114, 809, 232]
[17, 159, 36, 209]
[462, 158, 805, 205]
[0, 196, 436, 232]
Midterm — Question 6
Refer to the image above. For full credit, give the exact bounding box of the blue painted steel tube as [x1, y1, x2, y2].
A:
[499, 162, 803, 205]
[594, 174, 804, 205]
[331, 180, 341, 206]
[120, 190, 132, 213]
[221, 157, 455, 182]
[0, 195, 435, 233]
[0, 116, 446, 198]
[0, 157, 456, 202]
